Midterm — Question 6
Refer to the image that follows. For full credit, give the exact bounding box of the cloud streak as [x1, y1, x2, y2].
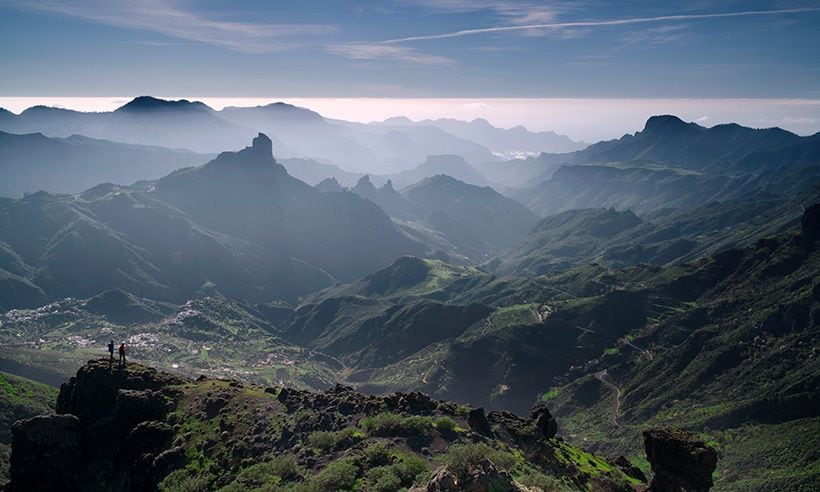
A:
[5, 0, 334, 53]
[326, 43, 451, 65]
[382, 7, 820, 44]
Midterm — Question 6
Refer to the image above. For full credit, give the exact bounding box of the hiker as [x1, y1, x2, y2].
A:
[108, 340, 115, 361]
[118, 342, 126, 365]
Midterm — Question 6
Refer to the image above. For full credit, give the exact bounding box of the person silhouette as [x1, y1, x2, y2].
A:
[118, 342, 127, 365]
[108, 340, 115, 361]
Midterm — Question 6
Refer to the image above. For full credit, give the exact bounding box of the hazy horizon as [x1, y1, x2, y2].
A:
[2, 96, 820, 143]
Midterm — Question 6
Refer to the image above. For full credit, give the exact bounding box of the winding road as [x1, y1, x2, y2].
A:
[594, 369, 621, 428]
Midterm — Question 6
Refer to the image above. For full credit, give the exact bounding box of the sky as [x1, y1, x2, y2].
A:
[1, 1, 819, 140]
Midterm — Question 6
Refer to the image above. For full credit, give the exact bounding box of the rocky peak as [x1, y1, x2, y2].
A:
[641, 114, 703, 137]
[251, 132, 273, 157]
[643, 427, 718, 491]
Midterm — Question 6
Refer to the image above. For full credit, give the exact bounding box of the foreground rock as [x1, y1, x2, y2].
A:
[643, 427, 718, 491]
[6, 360, 642, 491]
[421, 459, 534, 492]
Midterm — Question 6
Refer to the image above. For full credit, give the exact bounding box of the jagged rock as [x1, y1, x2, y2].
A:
[467, 407, 493, 437]
[425, 467, 459, 491]
[6, 360, 634, 492]
[9, 414, 82, 492]
[643, 427, 718, 491]
[529, 403, 557, 439]
[420, 459, 532, 492]
[126, 421, 174, 457]
[115, 389, 169, 428]
[56, 359, 184, 421]
[615, 455, 648, 483]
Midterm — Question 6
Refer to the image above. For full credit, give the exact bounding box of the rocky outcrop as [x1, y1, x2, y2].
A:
[643, 427, 718, 491]
[421, 459, 533, 492]
[9, 360, 186, 491]
[529, 403, 558, 439]
[6, 360, 638, 491]
[467, 407, 493, 436]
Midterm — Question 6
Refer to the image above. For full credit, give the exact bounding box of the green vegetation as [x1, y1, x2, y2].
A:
[360, 412, 434, 437]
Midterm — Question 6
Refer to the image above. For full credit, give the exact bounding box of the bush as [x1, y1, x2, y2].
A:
[362, 454, 429, 492]
[433, 416, 459, 433]
[160, 469, 214, 491]
[307, 427, 363, 451]
[307, 457, 360, 491]
[363, 442, 391, 467]
[441, 443, 516, 478]
[361, 412, 433, 437]
[363, 466, 402, 492]
[517, 471, 571, 491]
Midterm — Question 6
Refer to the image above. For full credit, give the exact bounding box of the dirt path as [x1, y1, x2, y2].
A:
[622, 338, 653, 360]
[595, 369, 621, 428]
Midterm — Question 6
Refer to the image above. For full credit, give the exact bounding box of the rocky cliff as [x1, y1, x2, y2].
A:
[4, 360, 716, 491]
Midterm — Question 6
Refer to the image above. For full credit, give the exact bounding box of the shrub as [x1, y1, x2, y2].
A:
[307, 427, 363, 451]
[363, 442, 391, 467]
[441, 442, 516, 478]
[362, 454, 429, 492]
[361, 412, 433, 437]
[159, 469, 214, 491]
[307, 457, 360, 491]
[433, 416, 459, 433]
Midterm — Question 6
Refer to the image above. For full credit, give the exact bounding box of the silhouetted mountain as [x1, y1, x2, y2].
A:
[0, 130, 207, 196]
[404, 175, 539, 251]
[350, 175, 422, 220]
[575, 115, 806, 173]
[0, 98, 256, 153]
[388, 154, 491, 188]
[315, 177, 346, 193]
[280, 157, 364, 187]
[336, 118, 500, 172]
[509, 116, 820, 216]
[114, 95, 213, 114]
[390, 116, 586, 156]
[0, 134, 422, 309]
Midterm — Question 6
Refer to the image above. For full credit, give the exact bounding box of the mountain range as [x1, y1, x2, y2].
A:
[0, 97, 586, 177]
[0, 133, 422, 310]
[1, 103, 819, 491]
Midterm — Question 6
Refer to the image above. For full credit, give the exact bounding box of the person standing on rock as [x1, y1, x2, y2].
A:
[108, 340, 115, 361]
[118, 342, 127, 365]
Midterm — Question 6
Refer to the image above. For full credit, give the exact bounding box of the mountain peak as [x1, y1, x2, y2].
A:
[642, 115, 702, 135]
[355, 174, 374, 187]
[116, 96, 212, 113]
[251, 132, 273, 156]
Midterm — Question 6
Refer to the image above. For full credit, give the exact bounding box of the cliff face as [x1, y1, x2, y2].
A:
[4, 360, 715, 491]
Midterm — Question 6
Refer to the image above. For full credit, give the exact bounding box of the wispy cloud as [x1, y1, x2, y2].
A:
[399, 1, 565, 25]
[326, 43, 452, 65]
[5, 0, 334, 53]
[382, 7, 820, 44]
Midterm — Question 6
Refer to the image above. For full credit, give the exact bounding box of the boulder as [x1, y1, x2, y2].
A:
[529, 403, 557, 439]
[420, 459, 532, 492]
[467, 407, 493, 437]
[425, 467, 459, 491]
[643, 427, 718, 491]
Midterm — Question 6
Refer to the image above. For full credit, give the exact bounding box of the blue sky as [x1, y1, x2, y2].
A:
[1, 0, 819, 98]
